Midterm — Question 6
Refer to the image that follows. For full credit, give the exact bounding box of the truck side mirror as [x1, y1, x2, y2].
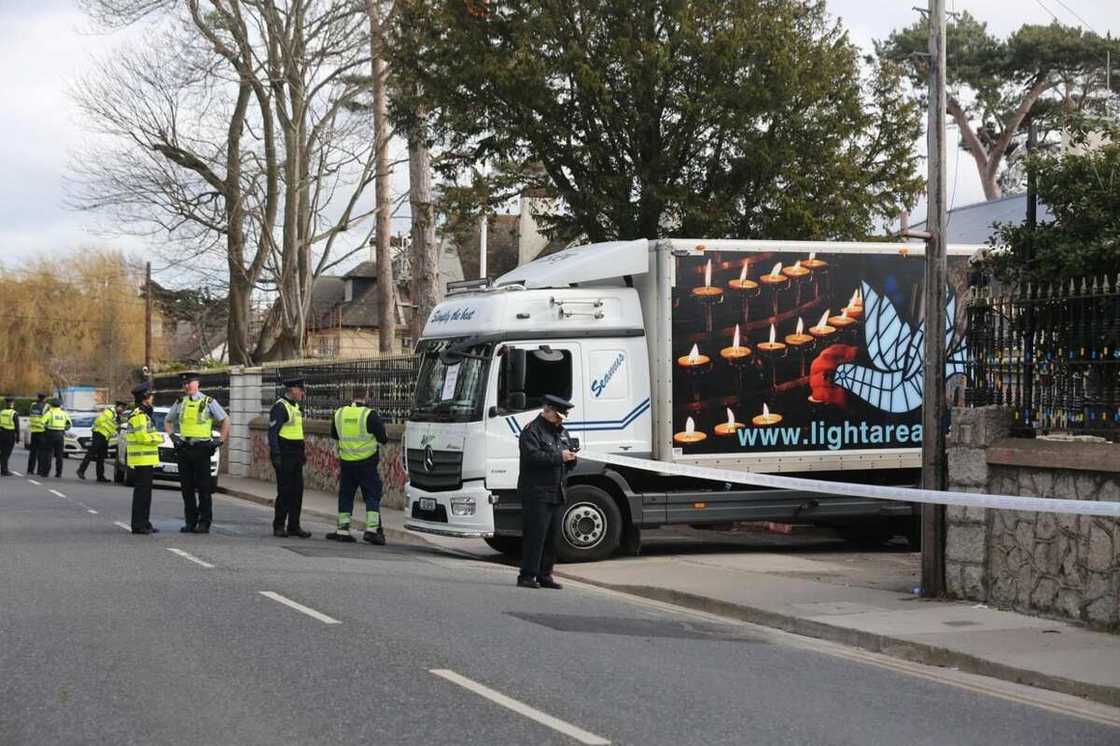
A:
[508, 392, 526, 411]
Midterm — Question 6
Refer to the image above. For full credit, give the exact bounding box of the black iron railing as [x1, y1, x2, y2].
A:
[261, 355, 418, 424]
[965, 274, 1120, 441]
[151, 370, 231, 410]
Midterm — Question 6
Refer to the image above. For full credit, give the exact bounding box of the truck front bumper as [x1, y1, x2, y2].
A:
[403, 480, 495, 539]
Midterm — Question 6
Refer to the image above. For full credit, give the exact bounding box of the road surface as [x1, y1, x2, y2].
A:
[2, 459, 1117, 745]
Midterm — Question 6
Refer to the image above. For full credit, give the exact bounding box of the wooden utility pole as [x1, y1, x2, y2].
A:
[144, 261, 152, 378]
[921, 0, 948, 597]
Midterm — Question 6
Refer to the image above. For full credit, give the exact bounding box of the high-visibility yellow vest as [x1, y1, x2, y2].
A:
[28, 404, 46, 433]
[126, 409, 161, 467]
[44, 408, 70, 432]
[277, 399, 303, 441]
[333, 405, 378, 462]
[93, 408, 118, 439]
[178, 396, 214, 439]
[0, 409, 15, 431]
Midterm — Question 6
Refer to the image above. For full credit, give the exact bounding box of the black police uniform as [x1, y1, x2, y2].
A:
[26, 396, 47, 475]
[268, 378, 310, 538]
[517, 395, 576, 586]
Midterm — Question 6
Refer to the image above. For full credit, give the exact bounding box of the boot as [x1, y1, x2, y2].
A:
[273, 527, 288, 538]
[287, 527, 311, 539]
[77, 470, 86, 480]
[192, 523, 210, 534]
[326, 527, 356, 543]
[516, 576, 540, 589]
[363, 527, 386, 546]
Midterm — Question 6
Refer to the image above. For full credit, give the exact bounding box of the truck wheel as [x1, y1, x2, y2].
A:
[556, 485, 622, 563]
[484, 536, 522, 556]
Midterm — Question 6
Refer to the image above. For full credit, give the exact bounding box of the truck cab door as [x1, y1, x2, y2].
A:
[485, 342, 583, 493]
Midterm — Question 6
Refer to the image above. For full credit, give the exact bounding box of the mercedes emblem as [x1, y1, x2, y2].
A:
[423, 444, 435, 472]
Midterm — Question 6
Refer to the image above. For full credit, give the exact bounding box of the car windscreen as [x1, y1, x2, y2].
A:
[70, 415, 96, 428]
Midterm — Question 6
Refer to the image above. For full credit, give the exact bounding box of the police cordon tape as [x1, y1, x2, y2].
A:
[579, 450, 1120, 518]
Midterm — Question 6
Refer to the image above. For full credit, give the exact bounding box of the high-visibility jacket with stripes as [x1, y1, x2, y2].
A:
[93, 407, 118, 439]
[43, 407, 71, 432]
[177, 396, 214, 439]
[333, 405, 378, 462]
[28, 402, 46, 433]
[277, 399, 304, 441]
[0, 408, 16, 431]
[126, 409, 162, 467]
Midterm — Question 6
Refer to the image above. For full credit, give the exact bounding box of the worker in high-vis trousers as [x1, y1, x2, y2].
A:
[39, 398, 70, 479]
[326, 392, 388, 545]
[0, 396, 19, 476]
[26, 393, 47, 475]
[127, 383, 163, 535]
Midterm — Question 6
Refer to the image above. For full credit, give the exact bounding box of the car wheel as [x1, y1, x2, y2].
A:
[484, 536, 522, 556]
[555, 484, 622, 563]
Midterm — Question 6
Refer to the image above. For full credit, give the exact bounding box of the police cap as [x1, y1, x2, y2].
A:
[180, 371, 201, 384]
[542, 394, 574, 413]
[49, 398, 62, 407]
[131, 382, 152, 400]
[36, 392, 47, 400]
[282, 377, 305, 389]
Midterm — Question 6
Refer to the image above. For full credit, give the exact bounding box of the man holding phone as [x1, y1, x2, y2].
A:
[516, 393, 578, 589]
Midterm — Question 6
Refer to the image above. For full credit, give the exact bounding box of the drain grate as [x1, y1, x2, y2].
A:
[507, 613, 764, 642]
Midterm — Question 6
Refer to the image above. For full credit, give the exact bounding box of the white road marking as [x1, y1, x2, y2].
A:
[49, 489, 66, 498]
[258, 591, 340, 625]
[430, 669, 611, 745]
[87, 509, 99, 515]
[167, 548, 214, 569]
[11, 470, 21, 476]
[113, 521, 132, 532]
[28, 479, 40, 486]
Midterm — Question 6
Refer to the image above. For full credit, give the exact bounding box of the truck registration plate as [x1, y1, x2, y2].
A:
[419, 497, 437, 512]
[162, 463, 178, 474]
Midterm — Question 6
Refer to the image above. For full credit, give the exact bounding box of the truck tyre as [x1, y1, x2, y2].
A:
[484, 536, 523, 556]
[556, 484, 622, 563]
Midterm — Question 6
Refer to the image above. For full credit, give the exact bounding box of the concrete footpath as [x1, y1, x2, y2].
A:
[217, 476, 1120, 708]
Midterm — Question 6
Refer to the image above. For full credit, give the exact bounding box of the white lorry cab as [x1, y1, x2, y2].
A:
[404, 238, 979, 562]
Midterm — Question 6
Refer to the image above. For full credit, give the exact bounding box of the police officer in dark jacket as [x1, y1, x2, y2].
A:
[517, 394, 577, 589]
[268, 377, 311, 538]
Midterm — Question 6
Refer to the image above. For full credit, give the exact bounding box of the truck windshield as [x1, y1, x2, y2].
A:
[411, 340, 492, 422]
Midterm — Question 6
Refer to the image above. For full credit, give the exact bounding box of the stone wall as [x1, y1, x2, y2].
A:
[946, 407, 1120, 629]
[227, 368, 264, 478]
[248, 418, 407, 510]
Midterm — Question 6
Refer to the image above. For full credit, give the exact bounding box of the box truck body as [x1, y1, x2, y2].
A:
[403, 238, 978, 561]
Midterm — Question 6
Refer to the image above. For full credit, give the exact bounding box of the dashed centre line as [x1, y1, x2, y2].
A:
[167, 548, 215, 569]
[28, 479, 40, 486]
[49, 489, 66, 498]
[258, 591, 340, 625]
[113, 521, 132, 532]
[87, 509, 99, 515]
[430, 669, 611, 745]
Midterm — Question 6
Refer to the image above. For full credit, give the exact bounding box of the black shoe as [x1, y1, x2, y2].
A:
[55, 473, 62, 479]
[148, 525, 160, 534]
[273, 527, 288, 538]
[538, 576, 563, 590]
[517, 576, 541, 589]
[0, 471, 12, 476]
[192, 523, 210, 534]
[96, 477, 111, 484]
[326, 530, 356, 543]
[77, 471, 86, 480]
[363, 528, 386, 546]
[132, 527, 153, 535]
[180, 525, 196, 534]
[287, 528, 311, 539]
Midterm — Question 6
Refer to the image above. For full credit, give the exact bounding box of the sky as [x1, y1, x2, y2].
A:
[1, 0, 1118, 281]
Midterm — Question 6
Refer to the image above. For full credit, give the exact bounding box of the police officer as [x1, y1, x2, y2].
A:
[26, 393, 47, 475]
[269, 377, 311, 538]
[127, 383, 163, 534]
[326, 390, 388, 544]
[39, 398, 70, 479]
[78, 401, 125, 483]
[0, 397, 19, 476]
[516, 394, 577, 589]
[165, 373, 230, 534]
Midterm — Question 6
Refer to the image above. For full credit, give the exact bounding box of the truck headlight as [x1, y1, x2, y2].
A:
[450, 497, 476, 516]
